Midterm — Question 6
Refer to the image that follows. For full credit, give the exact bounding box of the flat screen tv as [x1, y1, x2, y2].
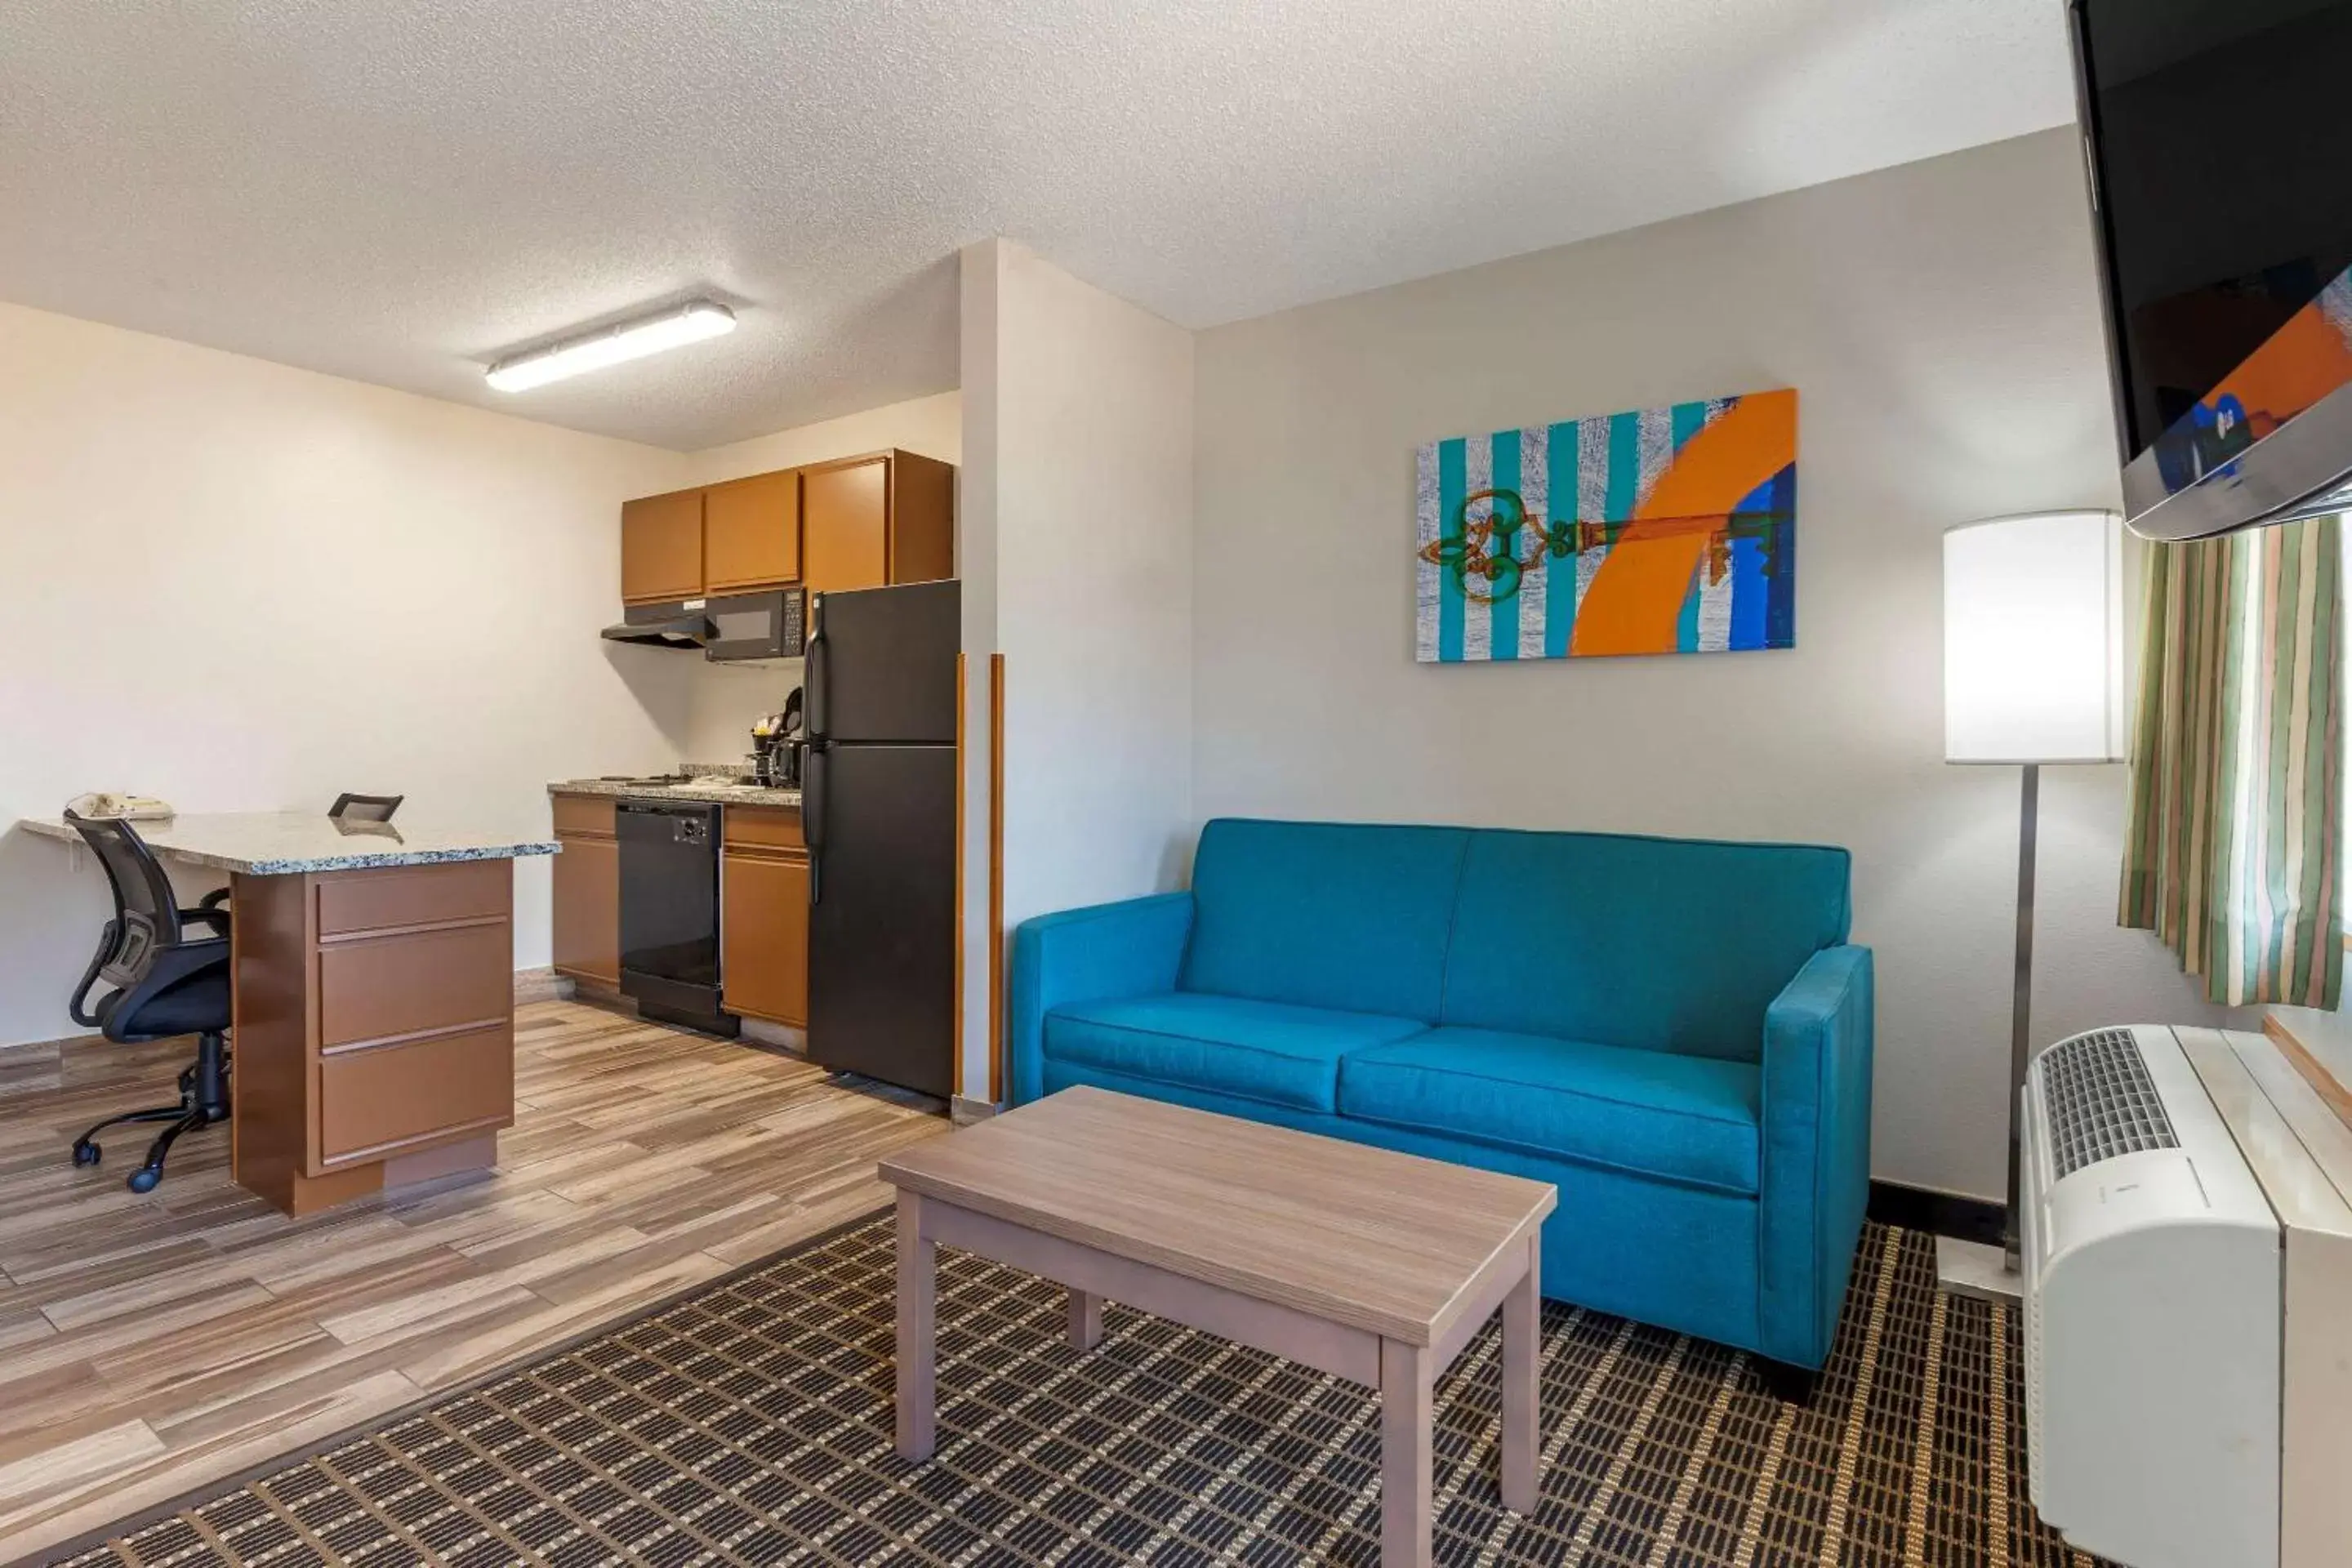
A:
[2072, 0, 2352, 539]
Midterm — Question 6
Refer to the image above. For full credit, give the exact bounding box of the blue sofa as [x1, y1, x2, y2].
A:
[1009, 818, 1873, 1372]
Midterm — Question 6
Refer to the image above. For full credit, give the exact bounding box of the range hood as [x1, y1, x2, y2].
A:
[601, 602, 710, 648]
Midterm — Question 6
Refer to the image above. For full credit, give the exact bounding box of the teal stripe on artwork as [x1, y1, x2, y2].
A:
[1606, 412, 1639, 521]
[1546, 421, 1578, 657]
[1671, 403, 1708, 651]
[1438, 438, 1467, 662]
[1672, 400, 1708, 453]
[1490, 431, 1521, 660]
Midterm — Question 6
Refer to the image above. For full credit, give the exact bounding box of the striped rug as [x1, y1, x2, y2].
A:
[52, 1218, 2107, 1566]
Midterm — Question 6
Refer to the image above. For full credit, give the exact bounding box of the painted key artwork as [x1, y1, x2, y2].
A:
[1415, 387, 1797, 662]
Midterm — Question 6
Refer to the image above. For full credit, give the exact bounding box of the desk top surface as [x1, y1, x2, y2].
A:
[17, 812, 558, 875]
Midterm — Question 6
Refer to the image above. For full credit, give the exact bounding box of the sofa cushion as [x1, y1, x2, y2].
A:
[1441, 830, 1850, 1062]
[1338, 1026, 1762, 1194]
[1045, 993, 1429, 1113]
[1181, 818, 1469, 1021]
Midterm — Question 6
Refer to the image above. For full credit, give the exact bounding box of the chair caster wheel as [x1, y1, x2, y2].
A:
[72, 1139, 100, 1167]
[126, 1167, 161, 1194]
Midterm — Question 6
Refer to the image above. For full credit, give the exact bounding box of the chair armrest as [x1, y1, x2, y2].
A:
[1757, 943, 1874, 1369]
[1008, 893, 1195, 1106]
[180, 903, 232, 934]
[68, 919, 120, 1027]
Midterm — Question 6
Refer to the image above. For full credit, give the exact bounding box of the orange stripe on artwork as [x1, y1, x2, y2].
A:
[1571, 390, 1797, 657]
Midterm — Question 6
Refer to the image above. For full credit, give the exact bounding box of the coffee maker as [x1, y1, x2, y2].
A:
[750, 688, 804, 787]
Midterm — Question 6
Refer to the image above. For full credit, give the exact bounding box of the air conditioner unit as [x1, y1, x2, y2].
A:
[2021, 1023, 2352, 1568]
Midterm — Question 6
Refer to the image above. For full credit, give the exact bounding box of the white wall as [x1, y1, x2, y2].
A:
[1189, 129, 2230, 1201]
[688, 390, 960, 485]
[958, 238, 1196, 1096]
[678, 392, 964, 767]
[0, 302, 695, 1047]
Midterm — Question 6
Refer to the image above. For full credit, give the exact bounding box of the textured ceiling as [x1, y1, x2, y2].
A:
[0, 1, 2078, 451]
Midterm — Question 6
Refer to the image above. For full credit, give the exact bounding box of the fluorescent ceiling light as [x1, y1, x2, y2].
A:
[486, 301, 735, 392]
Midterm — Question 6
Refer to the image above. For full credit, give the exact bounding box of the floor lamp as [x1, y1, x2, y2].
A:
[1940, 510, 2126, 1298]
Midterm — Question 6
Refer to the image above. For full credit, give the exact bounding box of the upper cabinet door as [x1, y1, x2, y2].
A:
[621, 488, 705, 602]
[802, 457, 890, 595]
[703, 470, 802, 590]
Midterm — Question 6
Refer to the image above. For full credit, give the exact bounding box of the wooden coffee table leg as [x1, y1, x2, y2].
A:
[1067, 1286, 1102, 1351]
[895, 1190, 935, 1462]
[1381, 1338, 1433, 1566]
[1501, 1232, 1541, 1512]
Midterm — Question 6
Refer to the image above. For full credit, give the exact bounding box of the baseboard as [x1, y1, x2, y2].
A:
[513, 967, 574, 1005]
[950, 1095, 1000, 1125]
[1868, 1180, 2004, 1246]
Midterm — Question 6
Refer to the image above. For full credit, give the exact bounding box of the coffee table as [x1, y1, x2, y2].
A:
[875, 1085, 1558, 1566]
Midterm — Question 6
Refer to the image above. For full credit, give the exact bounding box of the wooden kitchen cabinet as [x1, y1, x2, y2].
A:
[704, 469, 801, 591]
[550, 795, 620, 987]
[722, 844, 809, 1027]
[801, 450, 956, 594]
[617, 450, 953, 604]
[621, 488, 706, 603]
[801, 457, 889, 593]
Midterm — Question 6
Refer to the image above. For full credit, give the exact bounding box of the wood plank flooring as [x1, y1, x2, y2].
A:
[0, 1000, 947, 1565]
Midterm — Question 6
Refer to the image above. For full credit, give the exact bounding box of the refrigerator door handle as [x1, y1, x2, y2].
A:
[802, 744, 826, 906]
[804, 620, 829, 742]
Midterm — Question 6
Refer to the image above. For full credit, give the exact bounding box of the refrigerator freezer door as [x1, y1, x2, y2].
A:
[805, 742, 956, 1098]
[806, 580, 960, 745]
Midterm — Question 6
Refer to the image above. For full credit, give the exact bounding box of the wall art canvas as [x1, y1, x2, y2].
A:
[1415, 388, 1797, 662]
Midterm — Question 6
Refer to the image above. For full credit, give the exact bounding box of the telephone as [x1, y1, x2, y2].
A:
[66, 792, 176, 822]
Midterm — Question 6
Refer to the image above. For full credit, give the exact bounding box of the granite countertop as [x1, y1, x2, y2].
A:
[549, 778, 803, 809]
[18, 812, 560, 876]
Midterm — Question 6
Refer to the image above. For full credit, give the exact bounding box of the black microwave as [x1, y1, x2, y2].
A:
[700, 588, 805, 662]
[599, 587, 805, 661]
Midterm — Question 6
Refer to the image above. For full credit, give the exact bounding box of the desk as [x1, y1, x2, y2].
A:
[21, 813, 557, 1215]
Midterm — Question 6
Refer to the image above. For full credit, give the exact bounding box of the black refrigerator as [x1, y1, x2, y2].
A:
[802, 579, 960, 1098]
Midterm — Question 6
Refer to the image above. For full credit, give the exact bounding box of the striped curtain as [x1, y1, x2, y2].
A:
[2119, 515, 2344, 1007]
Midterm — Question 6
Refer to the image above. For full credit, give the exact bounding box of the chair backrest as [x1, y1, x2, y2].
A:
[1181, 818, 1471, 1021]
[1179, 817, 1851, 1059]
[65, 810, 182, 993]
[1439, 828, 1851, 1062]
[330, 792, 403, 822]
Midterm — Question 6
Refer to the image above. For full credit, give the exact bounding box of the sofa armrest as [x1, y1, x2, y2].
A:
[1008, 893, 1195, 1106]
[1757, 943, 1874, 1369]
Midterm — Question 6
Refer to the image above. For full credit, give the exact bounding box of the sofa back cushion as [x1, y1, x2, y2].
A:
[1182, 818, 1469, 1021]
[1442, 829, 1851, 1062]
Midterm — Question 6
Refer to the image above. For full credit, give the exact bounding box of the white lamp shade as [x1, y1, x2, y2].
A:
[1944, 510, 2126, 764]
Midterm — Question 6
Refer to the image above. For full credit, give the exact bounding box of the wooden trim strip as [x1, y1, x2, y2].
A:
[955, 652, 967, 1101]
[989, 653, 1006, 1105]
[2264, 1012, 2352, 1131]
[318, 1016, 509, 1058]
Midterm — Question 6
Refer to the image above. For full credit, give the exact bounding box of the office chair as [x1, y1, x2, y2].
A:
[330, 792, 403, 822]
[64, 810, 233, 1193]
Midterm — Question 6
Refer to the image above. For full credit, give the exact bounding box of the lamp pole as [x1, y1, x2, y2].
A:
[2005, 764, 2038, 1271]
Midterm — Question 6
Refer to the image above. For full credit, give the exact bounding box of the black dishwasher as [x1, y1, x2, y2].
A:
[617, 799, 738, 1036]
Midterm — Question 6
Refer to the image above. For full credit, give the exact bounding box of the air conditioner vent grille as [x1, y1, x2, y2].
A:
[2041, 1027, 2180, 1180]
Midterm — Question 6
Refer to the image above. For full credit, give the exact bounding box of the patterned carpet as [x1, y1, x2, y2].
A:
[54, 1216, 2107, 1566]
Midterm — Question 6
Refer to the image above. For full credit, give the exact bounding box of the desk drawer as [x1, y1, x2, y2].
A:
[319, 924, 510, 1047]
[318, 1025, 513, 1165]
[316, 859, 510, 937]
